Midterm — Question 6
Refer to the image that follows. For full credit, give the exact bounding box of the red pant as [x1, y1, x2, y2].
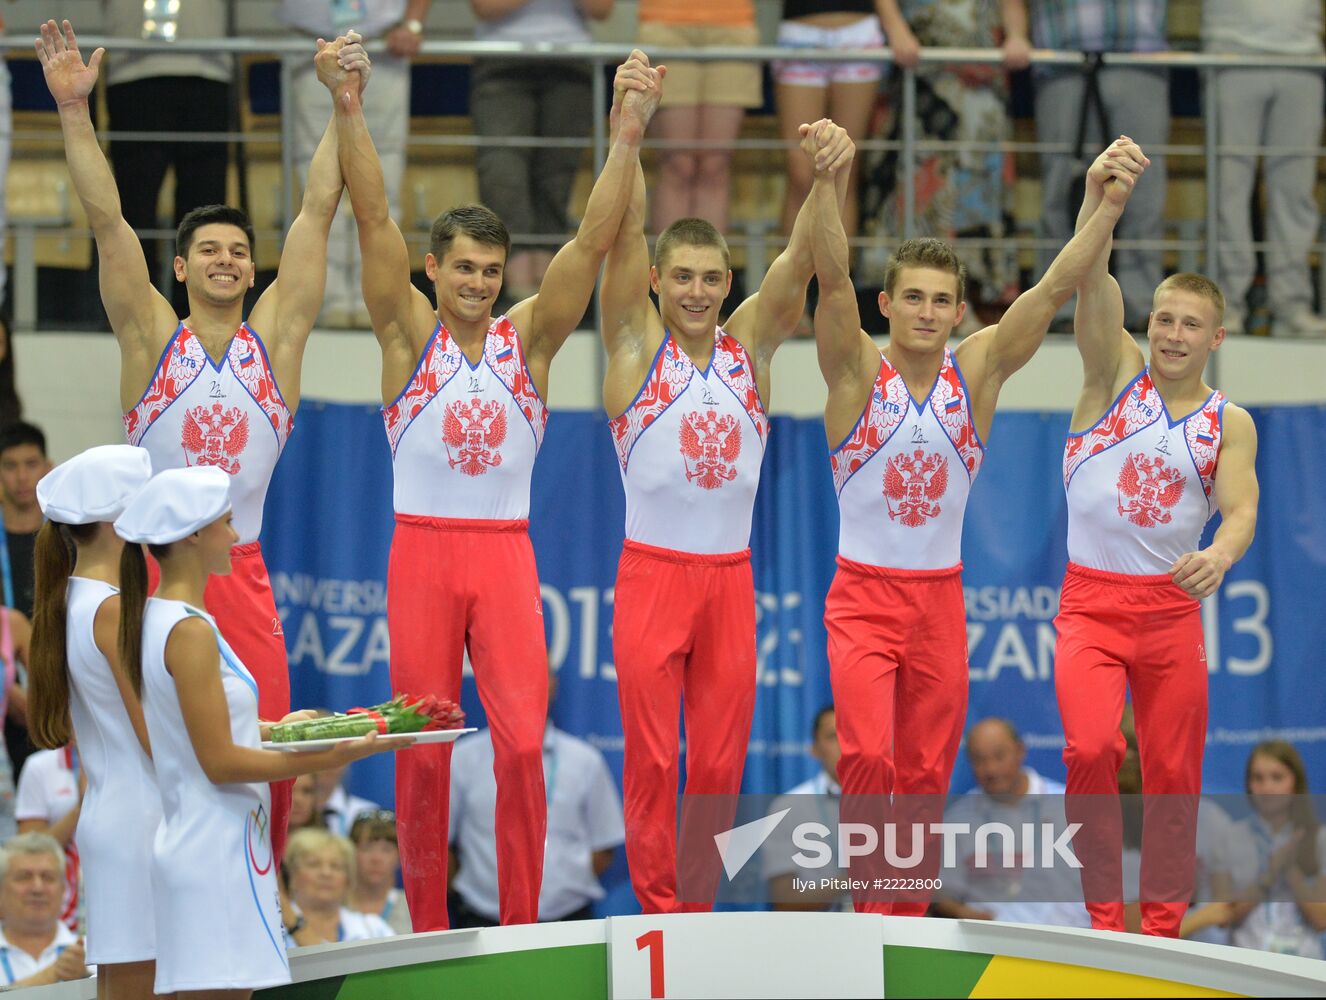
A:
[613, 540, 757, 914]
[149, 541, 293, 861]
[1055, 562, 1206, 938]
[388, 516, 548, 931]
[826, 557, 968, 916]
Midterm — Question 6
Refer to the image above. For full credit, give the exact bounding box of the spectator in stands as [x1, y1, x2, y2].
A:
[284, 828, 396, 945]
[14, 744, 81, 934]
[316, 762, 380, 836]
[448, 670, 624, 925]
[763, 705, 851, 911]
[1029, 0, 1169, 331]
[1203, 1, 1326, 338]
[0, 833, 89, 989]
[870, 0, 1030, 322]
[0, 422, 50, 619]
[0, 605, 29, 843]
[930, 718, 1089, 927]
[102, 0, 233, 316]
[0, 422, 49, 784]
[347, 810, 412, 935]
[776, 0, 917, 240]
[281, 0, 433, 329]
[0, 11, 11, 335]
[289, 772, 325, 832]
[471, 0, 615, 306]
[1212, 741, 1326, 958]
[638, 0, 762, 234]
[0, 315, 23, 427]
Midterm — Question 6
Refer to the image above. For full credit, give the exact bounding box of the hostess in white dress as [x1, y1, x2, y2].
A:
[141, 597, 289, 993]
[66, 577, 162, 965]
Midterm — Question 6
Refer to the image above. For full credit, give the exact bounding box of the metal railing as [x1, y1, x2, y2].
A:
[5, 36, 1326, 334]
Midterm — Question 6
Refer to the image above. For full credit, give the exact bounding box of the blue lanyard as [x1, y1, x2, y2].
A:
[381, 895, 393, 922]
[0, 530, 12, 609]
[184, 609, 259, 704]
[336, 920, 345, 942]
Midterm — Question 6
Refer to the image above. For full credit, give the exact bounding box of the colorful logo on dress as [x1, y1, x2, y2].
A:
[443, 397, 507, 476]
[680, 409, 742, 490]
[1116, 453, 1186, 527]
[182, 402, 249, 474]
[884, 449, 949, 527]
[247, 803, 273, 876]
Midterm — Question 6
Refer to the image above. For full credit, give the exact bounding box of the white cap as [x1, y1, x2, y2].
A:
[36, 445, 153, 525]
[114, 467, 233, 545]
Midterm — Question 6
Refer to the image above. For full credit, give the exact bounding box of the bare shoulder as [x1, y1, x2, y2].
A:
[164, 616, 218, 663]
[952, 324, 997, 376]
[1220, 402, 1258, 443]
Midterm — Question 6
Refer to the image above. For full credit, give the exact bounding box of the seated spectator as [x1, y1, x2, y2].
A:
[284, 828, 395, 946]
[930, 718, 1089, 927]
[14, 744, 80, 932]
[1212, 741, 1326, 958]
[0, 832, 89, 988]
[471, 0, 614, 304]
[449, 671, 624, 925]
[317, 764, 381, 837]
[289, 772, 326, 833]
[347, 810, 412, 935]
[638, 0, 763, 234]
[763, 705, 851, 911]
[0, 604, 29, 843]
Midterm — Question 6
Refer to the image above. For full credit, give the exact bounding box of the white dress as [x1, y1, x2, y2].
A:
[66, 577, 161, 964]
[141, 597, 289, 992]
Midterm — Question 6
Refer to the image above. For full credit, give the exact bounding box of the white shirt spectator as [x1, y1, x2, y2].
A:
[940, 768, 1091, 928]
[322, 785, 380, 838]
[0, 921, 78, 986]
[450, 725, 625, 921]
[333, 908, 394, 943]
[14, 749, 81, 931]
[760, 770, 851, 911]
[1217, 815, 1326, 958]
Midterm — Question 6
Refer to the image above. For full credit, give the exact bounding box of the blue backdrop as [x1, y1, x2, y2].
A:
[260, 402, 1326, 810]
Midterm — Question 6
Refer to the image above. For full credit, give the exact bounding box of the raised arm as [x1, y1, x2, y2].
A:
[808, 132, 877, 441]
[36, 21, 173, 369]
[727, 120, 855, 380]
[1069, 140, 1150, 429]
[517, 52, 664, 379]
[328, 37, 433, 382]
[249, 36, 364, 398]
[1169, 404, 1258, 599]
[962, 140, 1147, 397]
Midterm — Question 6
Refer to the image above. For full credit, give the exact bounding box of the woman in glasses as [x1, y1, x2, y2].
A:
[347, 810, 411, 935]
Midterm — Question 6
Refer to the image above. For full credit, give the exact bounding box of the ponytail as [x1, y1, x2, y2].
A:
[28, 522, 76, 748]
[118, 542, 150, 698]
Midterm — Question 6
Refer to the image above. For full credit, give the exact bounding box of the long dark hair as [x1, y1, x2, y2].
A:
[118, 543, 151, 698]
[28, 521, 88, 748]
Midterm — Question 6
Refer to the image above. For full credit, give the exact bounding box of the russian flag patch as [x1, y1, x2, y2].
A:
[945, 397, 963, 412]
[729, 364, 745, 377]
[1196, 433, 1214, 445]
[240, 352, 256, 367]
[495, 347, 514, 362]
